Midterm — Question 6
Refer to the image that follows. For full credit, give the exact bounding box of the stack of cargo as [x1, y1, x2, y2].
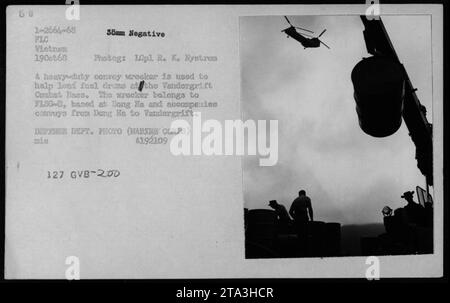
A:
[324, 222, 341, 257]
[245, 208, 343, 258]
[306, 221, 326, 257]
[246, 209, 278, 256]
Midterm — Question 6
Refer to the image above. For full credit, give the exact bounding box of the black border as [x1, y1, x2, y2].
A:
[0, 0, 447, 293]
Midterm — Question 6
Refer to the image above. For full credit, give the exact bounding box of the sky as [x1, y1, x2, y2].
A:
[241, 15, 433, 225]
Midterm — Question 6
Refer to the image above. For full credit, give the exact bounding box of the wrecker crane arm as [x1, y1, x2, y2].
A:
[360, 15, 433, 186]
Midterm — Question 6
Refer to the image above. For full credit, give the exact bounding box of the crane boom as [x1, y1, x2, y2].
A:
[359, 15, 433, 186]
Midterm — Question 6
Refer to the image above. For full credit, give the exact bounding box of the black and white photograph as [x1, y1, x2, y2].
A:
[241, 14, 436, 258]
[1, 2, 445, 283]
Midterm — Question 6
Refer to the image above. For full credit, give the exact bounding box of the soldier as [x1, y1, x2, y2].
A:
[289, 190, 314, 254]
[289, 190, 314, 224]
[268, 200, 291, 231]
[401, 191, 425, 227]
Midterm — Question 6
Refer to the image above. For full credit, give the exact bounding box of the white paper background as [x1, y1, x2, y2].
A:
[5, 4, 443, 278]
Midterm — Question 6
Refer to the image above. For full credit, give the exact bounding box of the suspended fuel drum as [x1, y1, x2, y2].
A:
[351, 56, 405, 137]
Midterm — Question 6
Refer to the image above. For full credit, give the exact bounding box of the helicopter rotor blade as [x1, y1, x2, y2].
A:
[301, 33, 314, 38]
[294, 26, 314, 34]
[318, 29, 327, 38]
[284, 16, 293, 27]
[319, 40, 330, 49]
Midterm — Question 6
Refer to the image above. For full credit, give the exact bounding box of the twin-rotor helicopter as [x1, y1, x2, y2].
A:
[282, 16, 330, 49]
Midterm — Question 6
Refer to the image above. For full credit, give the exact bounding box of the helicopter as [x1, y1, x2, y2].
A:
[282, 16, 330, 49]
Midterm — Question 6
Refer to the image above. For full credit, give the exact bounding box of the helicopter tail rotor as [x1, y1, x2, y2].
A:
[318, 29, 327, 38]
[319, 40, 330, 49]
[316, 29, 330, 49]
